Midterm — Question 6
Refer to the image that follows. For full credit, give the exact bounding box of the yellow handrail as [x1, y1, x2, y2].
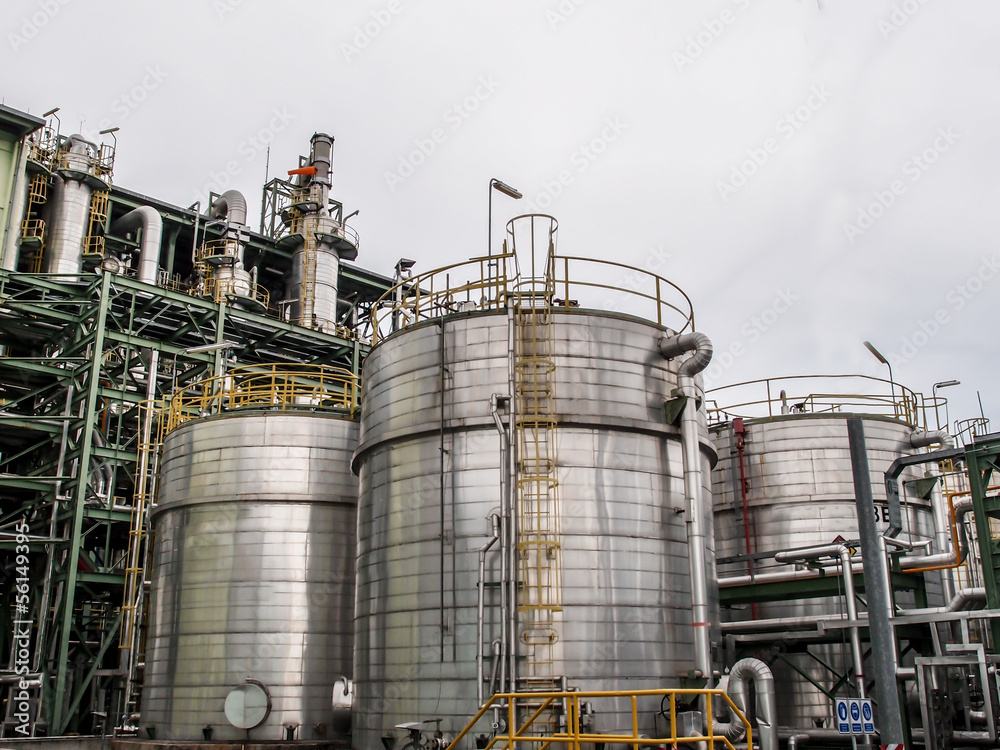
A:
[372, 252, 695, 344]
[163, 363, 358, 434]
[707, 374, 931, 430]
[447, 688, 752, 750]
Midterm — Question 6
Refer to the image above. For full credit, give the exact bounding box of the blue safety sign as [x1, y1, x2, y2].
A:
[861, 699, 875, 733]
[835, 698, 876, 735]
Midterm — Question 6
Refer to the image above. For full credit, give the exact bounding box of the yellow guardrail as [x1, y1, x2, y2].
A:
[448, 689, 751, 750]
[164, 364, 358, 434]
[203, 275, 269, 309]
[195, 238, 242, 264]
[372, 251, 694, 344]
[707, 374, 935, 430]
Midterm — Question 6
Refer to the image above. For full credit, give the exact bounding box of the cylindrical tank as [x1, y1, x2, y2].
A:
[43, 135, 105, 274]
[709, 380, 939, 728]
[142, 410, 358, 743]
[353, 306, 717, 747]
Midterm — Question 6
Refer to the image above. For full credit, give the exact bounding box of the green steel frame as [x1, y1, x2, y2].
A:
[967, 436, 1000, 645]
[0, 269, 370, 735]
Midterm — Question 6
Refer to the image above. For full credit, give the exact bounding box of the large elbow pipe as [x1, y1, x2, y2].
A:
[110, 206, 163, 284]
[712, 658, 778, 750]
[659, 331, 714, 678]
[910, 429, 953, 449]
[209, 189, 248, 226]
[659, 332, 713, 376]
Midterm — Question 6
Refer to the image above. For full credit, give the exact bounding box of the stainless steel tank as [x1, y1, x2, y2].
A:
[709, 379, 940, 728]
[142, 410, 359, 743]
[43, 135, 106, 274]
[353, 296, 716, 747]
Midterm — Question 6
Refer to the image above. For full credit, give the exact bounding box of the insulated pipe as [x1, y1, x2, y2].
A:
[310, 133, 334, 184]
[713, 658, 778, 750]
[110, 206, 163, 284]
[490, 392, 511, 697]
[910, 429, 953, 449]
[3, 136, 30, 271]
[787, 734, 811, 750]
[660, 332, 714, 678]
[719, 560, 866, 589]
[774, 545, 865, 701]
[476, 514, 501, 707]
[208, 189, 247, 226]
[900, 496, 972, 570]
[659, 332, 713, 376]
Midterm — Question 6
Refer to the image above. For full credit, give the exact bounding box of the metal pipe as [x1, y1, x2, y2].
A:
[910, 429, 953, 449]
[110, 206, 163, 284]
[900, 496, 972, 571]
[490, 392, 510, 697]
[660, 331, 714, 678]
[506, 306, 518, 692]
[477, 514, 501, 707]
[712, 658, 778, 750]
[3, 135, 30, 271]
[787, 734, 811, 750]
[719, 560, 867, 588]
[774, 544, 865, 700]
[208, 189, 248, 226]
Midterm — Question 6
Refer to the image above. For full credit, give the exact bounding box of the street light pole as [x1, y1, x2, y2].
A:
[864, 340, 896, 414]
[488, 179, 522, 304]
[933, 380, 961, 432]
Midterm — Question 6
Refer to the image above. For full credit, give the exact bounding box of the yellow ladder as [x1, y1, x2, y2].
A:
[20, 173, 49, 272]
[83, 189, 109, 259]
[119, 401, 162, 718]
[514, 280, 562, 697]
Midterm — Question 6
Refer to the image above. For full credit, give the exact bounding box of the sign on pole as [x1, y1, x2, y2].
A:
[835, 698, 877, 736]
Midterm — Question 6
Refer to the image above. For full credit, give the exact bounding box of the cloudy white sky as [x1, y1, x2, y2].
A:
[3, 0, 998, 430]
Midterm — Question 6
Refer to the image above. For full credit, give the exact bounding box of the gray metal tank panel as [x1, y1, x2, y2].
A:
[143, 412, 359, 742]
[711, 415, 935, 727]
[354, 310, 715, 747]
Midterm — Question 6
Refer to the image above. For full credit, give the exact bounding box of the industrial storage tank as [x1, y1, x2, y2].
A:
[708, 375, 948, 729]
[352, 215, 719, 748]
[141, 365, 359, 744]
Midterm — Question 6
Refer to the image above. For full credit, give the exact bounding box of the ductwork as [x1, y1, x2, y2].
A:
[659, 332, 713, 376]
[910, 429, 953, 449]
[110, 206, 163, 284]
[209, 190, 247, 226]
[659, 331, 714, 678]
[712, 658, 778, 750]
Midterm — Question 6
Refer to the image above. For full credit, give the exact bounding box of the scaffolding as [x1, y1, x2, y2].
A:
[0, 269, 368, 735]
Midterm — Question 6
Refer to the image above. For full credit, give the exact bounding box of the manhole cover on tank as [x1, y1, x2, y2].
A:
[224, 681, 271, 729]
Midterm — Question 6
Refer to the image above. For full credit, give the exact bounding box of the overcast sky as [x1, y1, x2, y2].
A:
[3, 0, 998, 431]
